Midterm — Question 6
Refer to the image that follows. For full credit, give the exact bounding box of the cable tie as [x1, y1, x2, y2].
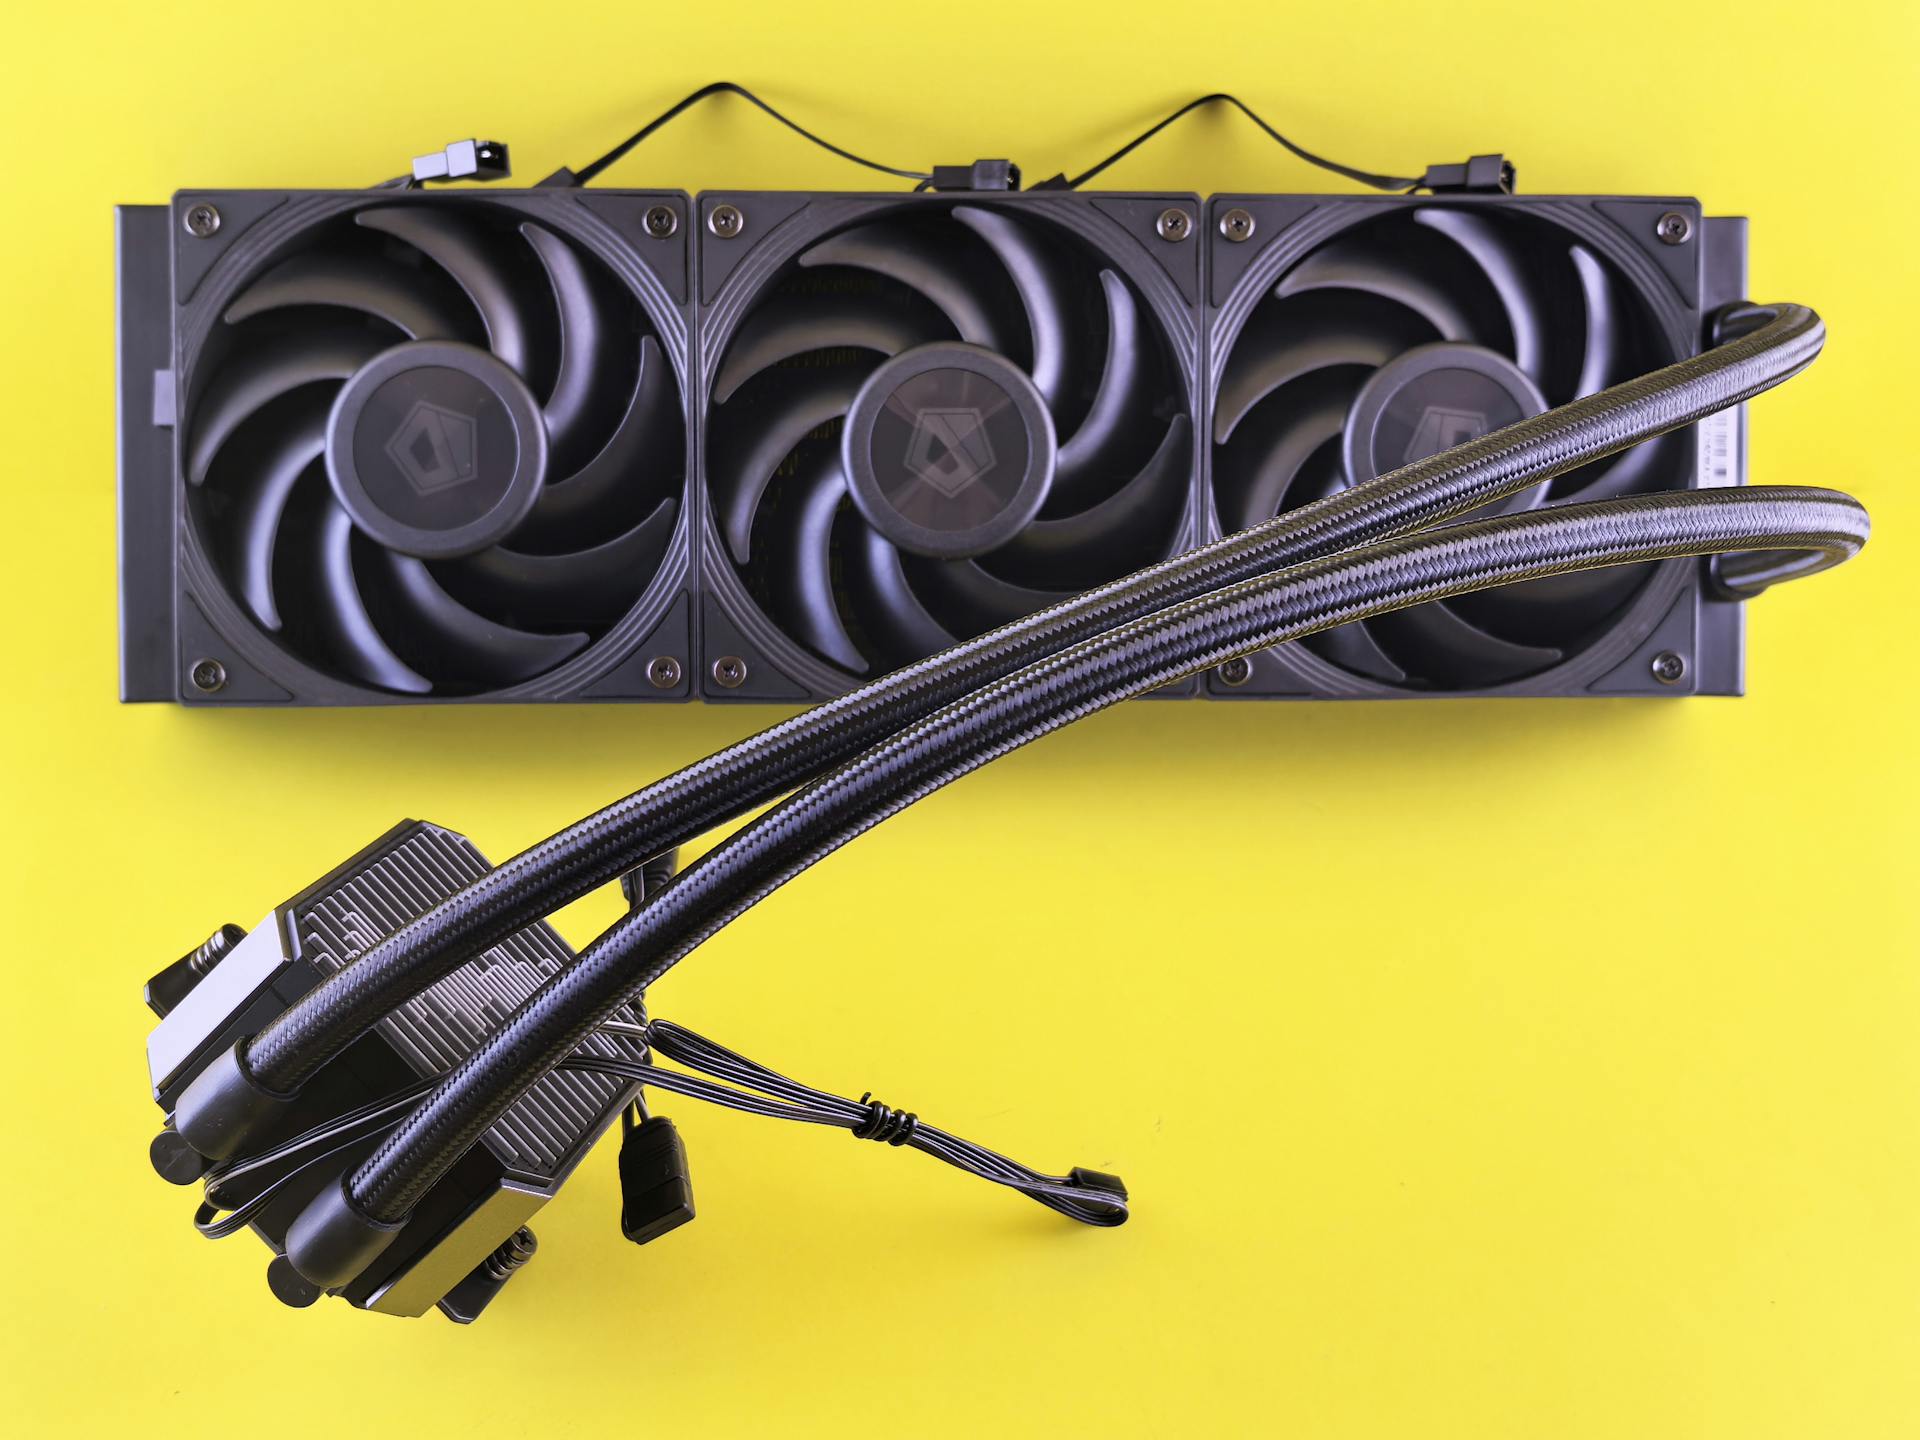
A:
[852, 1093, 919, 1146]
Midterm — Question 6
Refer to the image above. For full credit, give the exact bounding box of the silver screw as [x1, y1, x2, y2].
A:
[645, 655, 683, 689]
[188, 657, 227, 693]
[182, 203, 222, 239]
[1655, 210, 1692, 246]
[707, 203, 745, 239]
[1155, 207, 1192, 243]
[1650, 650, 1687, 684]
[1218, 207, 1256, 243]
[1216, 656, 1253, 687]
[643, 204, 679, 239]
[711, 655, 748, 689]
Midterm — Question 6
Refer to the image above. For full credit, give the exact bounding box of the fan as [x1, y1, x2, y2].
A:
[185, 201, 683, 695]
[707, 203, 1191, 678]
[1211, 205, 1689, 689]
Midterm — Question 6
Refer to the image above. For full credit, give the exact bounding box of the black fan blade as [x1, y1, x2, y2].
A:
[1368, 601, 1562, 687]
[187, 327, 384, 485]
[370, 547, 590, 685]
[438, 498, 675, 628]
[312, 498, 431, 694]
[1568, 244, 1618, 399]
[952, 206, 1070, 409]
[226, 407, 328, 631]
[1309, 623, 1409, 684]
[768, 452, 867, 674]
[1213, 328, 1400, 445]
[712, 368, 864, 564]
[1414, 209, 1544, 382]
[223, 252, 468, 340]
[901, 553, 1063, 631]
[1053, 271, 1146, 511]
[1221, 385, 1353, 530]
[798, 222, 1010, 352]
[1451, 562, 1649, 644]
[993, 417, 1190, 585]
[840, 523, 958, 661]
[516, 336, 673, 552]
[713, 291, 942, 404]
[357, 208, 531, 373]
[520, 221, 612, 471]
[1275, 240, 1477, 343]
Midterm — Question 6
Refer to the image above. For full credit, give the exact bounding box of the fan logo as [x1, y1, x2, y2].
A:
[903, 407, 998, 499]
[1404, 405, 1492, 462]
[384, 401, 479, 495]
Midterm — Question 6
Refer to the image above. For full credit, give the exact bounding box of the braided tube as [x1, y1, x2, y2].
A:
[349, 485, 1868, 1220]
[242, 304, 1824, 1095]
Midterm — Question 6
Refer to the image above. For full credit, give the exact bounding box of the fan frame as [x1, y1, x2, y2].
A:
[690, 190, 1206, 702]
[116, 185, 1751, 707]
[1199, 192, 1748, 699]
[135, 188, 697, 705]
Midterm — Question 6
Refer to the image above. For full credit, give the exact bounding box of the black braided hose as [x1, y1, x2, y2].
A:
[240, 304, 1825, 1099]
[349, 485, 1868, 1221]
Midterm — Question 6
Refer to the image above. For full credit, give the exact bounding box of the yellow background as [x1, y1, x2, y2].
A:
[2, 1, 1916, 1434]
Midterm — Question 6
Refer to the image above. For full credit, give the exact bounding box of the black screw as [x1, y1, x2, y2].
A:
[182, 203, 221, 239]
[643, 204, 679, 239]
[482, 1226, 539, 1282]
[1218, 207, 1256, 243]
[1217, 656, 1254, 687]
[711, 654, 748, 689]
[1650, 650, 1688, 684]
[708, 203, 745, 239]
[645, 655, 683, 689]
[189, 657, 227, 693]
[1155, 207, 1192, 243]
[187, 923, 247, 977]
[1655, 210, 1692, 246]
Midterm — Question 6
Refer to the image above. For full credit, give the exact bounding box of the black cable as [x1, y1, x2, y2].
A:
[193, 1017, 1120, 1238]
[348, 486, 1867, 1222]
[561, 82, 932, 188]
[1046, 92, 1420, 192]
[585, 1020, 1126, 1225]
[230, 304, 1825, 1113]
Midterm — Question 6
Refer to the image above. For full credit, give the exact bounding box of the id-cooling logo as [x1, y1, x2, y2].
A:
[384, 401, 479, 496]
[902, 407, 999, 498]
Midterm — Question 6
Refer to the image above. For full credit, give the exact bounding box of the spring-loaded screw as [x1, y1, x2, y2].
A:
[482, 1226, 539, 1282]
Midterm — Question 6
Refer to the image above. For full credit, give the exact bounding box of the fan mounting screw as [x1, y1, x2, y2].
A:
[645, 655, 683, 689]
[643, 205, 679, 239]
[1155, 207, 1192, 243]
[1218, 208, 1256, 243]
[1650, 650, 1688, 684]
[188, 657, 227, 694]
[182, 203, 221, 239]
[1216, 656, 1253, 687]
[707, 204, 745, 239]
[711, 655, 749, 689]
[1655, 210, 1693, 246]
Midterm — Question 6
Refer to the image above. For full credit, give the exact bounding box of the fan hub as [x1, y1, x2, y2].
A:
[327, 341, 548, 560]
[842, 344, 1056, 560]
[1343, 343, 1548, 490]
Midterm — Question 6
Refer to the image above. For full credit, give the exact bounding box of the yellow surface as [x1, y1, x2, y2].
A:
[2, 1, 1916, 1434]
